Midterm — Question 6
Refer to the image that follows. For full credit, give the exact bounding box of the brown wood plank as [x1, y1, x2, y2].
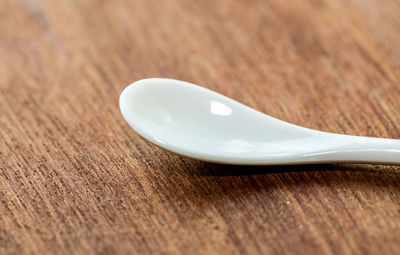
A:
[1, 0, 400, 254]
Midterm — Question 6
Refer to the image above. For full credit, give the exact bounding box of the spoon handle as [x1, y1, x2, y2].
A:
[306, 135, 400, 165]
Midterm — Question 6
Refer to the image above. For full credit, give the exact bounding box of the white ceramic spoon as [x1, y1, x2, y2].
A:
[119, 78, 400, 165]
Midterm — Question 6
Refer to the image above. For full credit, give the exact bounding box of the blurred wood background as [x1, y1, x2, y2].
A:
[1, 0, 400, 254]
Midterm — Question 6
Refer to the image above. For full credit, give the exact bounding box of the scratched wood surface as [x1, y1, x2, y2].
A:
[1, 0, 400, 254]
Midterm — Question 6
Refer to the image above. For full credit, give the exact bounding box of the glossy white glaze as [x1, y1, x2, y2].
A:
[120, 78, 400, 165]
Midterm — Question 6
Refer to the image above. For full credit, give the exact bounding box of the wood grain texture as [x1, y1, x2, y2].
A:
[1, 0, 400, 254]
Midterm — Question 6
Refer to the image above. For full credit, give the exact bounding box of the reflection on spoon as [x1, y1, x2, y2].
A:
[119, 78, 400, 165]
[210, 100, 232, 116]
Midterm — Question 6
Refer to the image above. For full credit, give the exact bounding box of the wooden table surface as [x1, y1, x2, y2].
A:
[1, 0, 400, 254]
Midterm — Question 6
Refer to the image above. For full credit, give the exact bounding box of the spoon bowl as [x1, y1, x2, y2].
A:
[120, 78, 400, 165]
